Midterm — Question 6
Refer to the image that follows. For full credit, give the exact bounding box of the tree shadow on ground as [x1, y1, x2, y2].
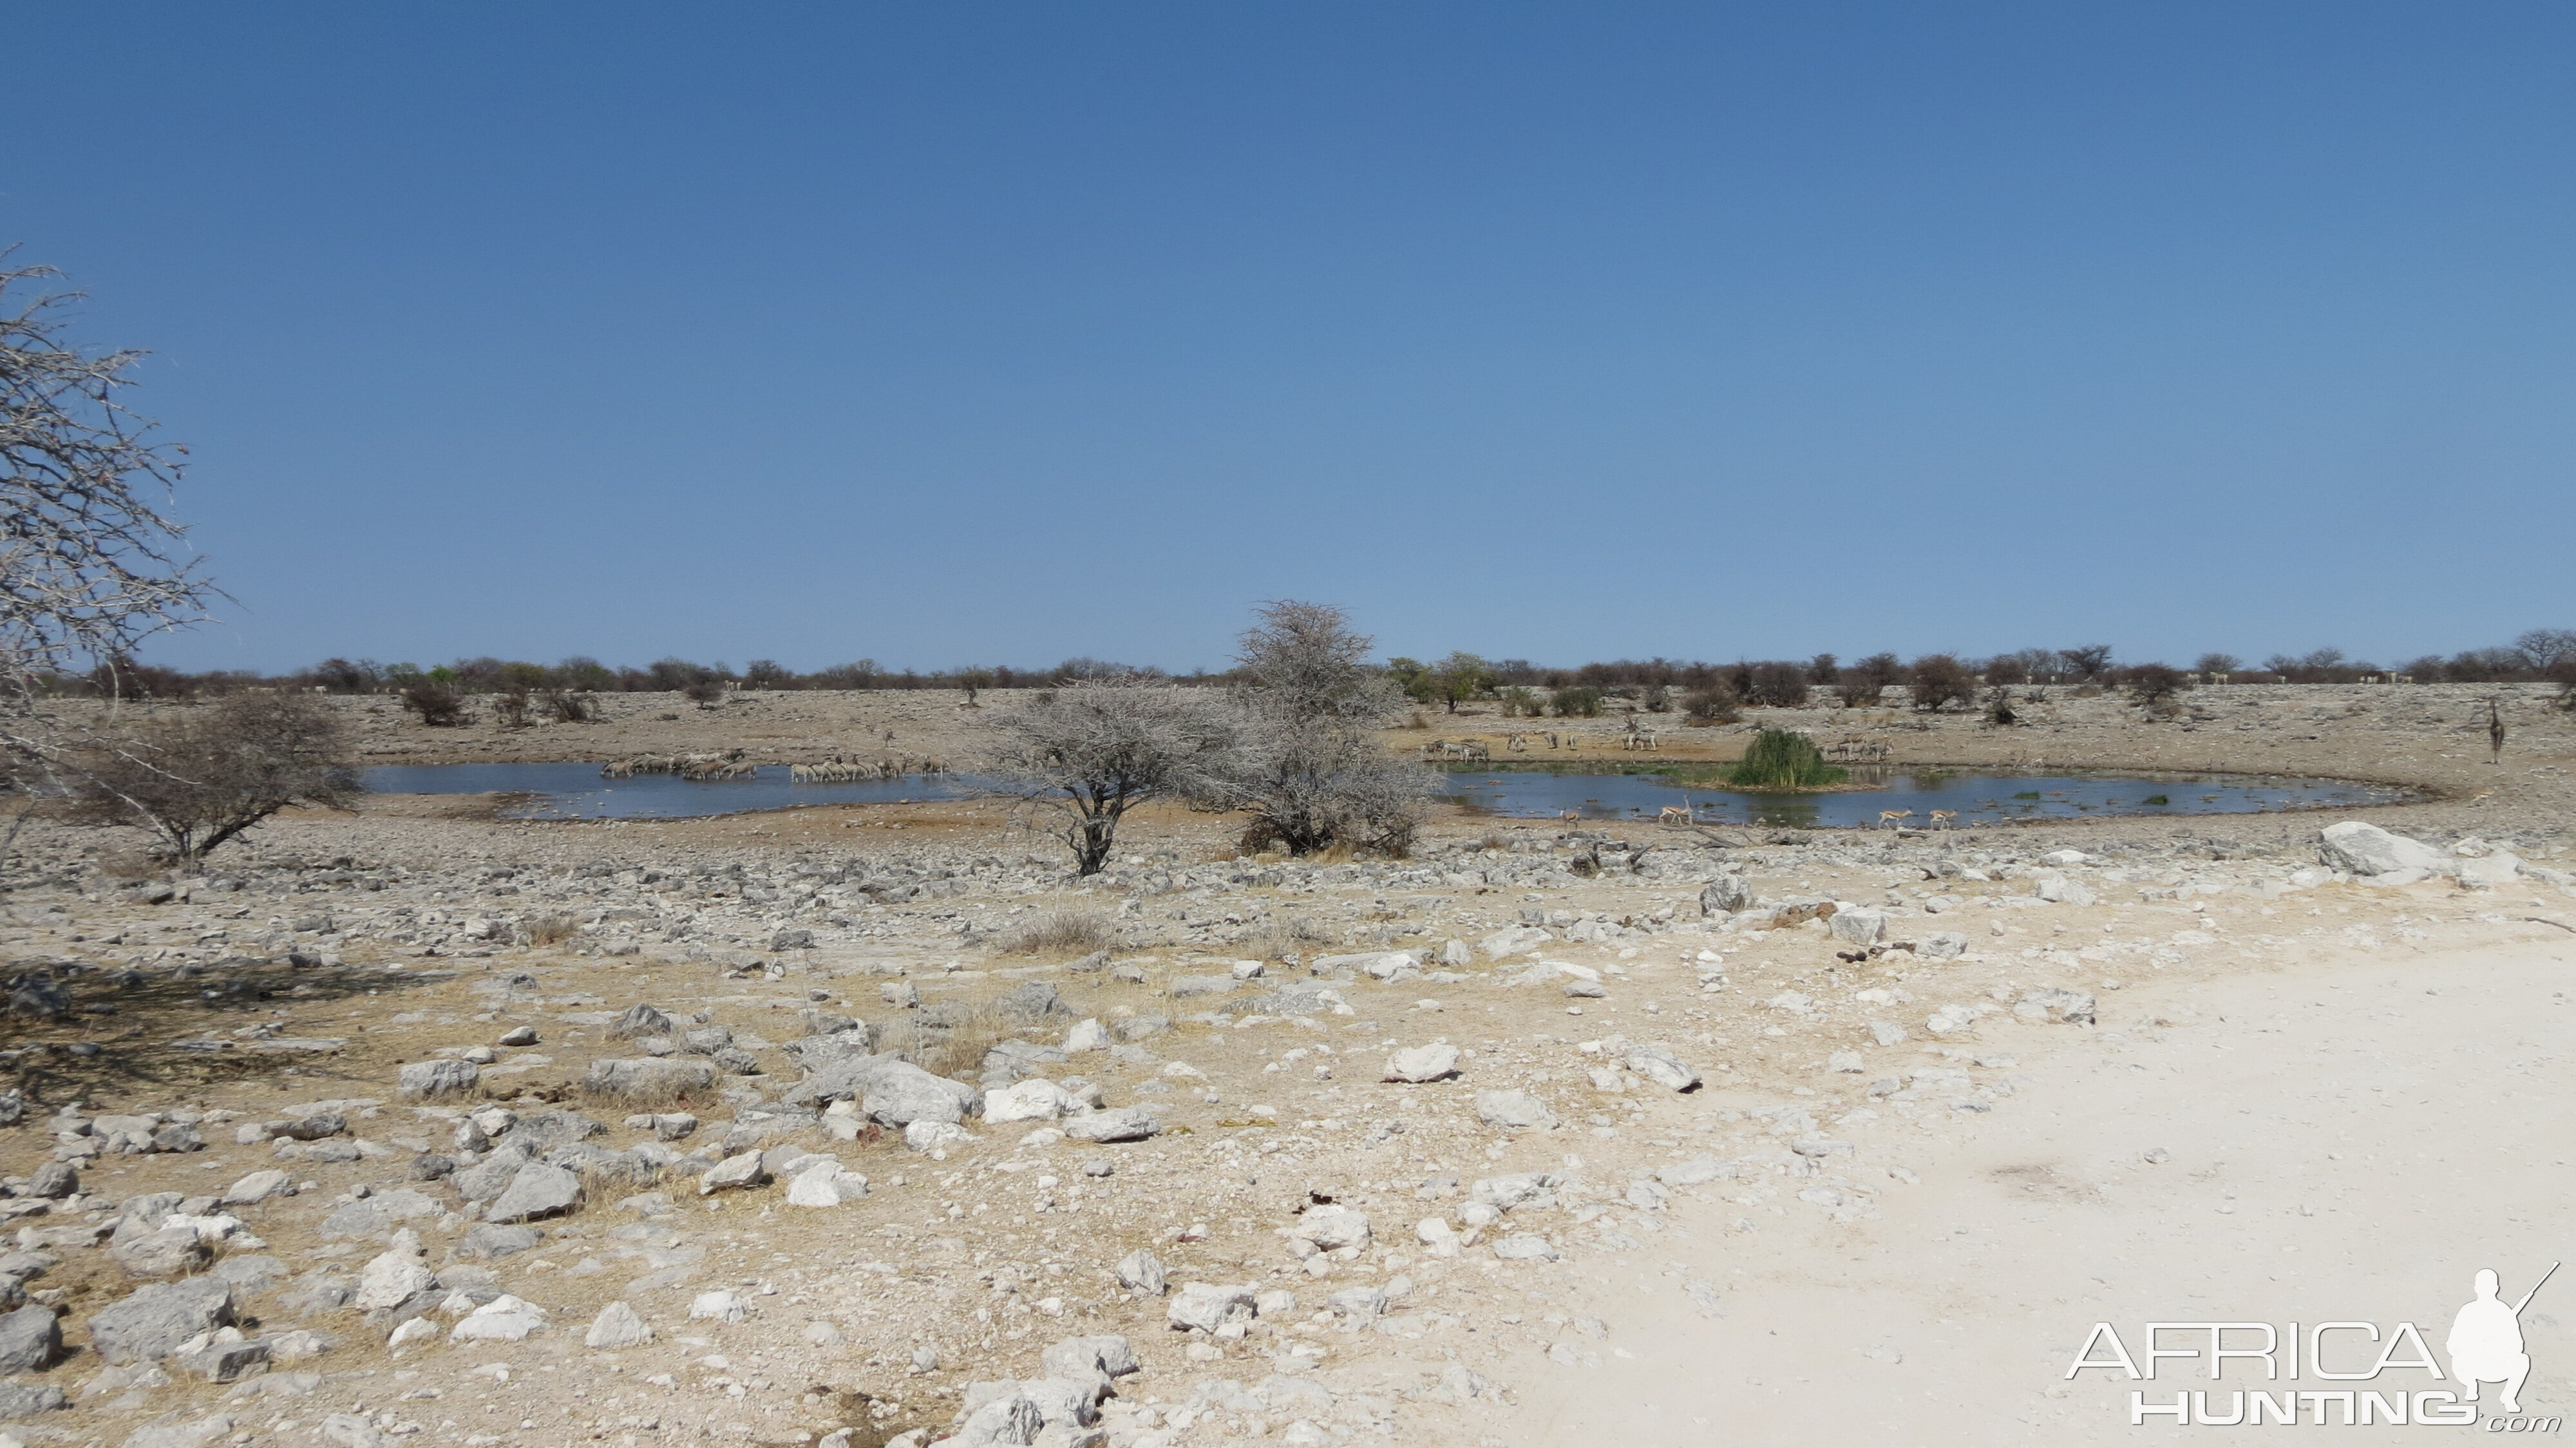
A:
[3, 954, 453, 1105]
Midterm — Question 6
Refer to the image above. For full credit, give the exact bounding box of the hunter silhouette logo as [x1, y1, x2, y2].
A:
[2070, 1261, 2561, 1427]
[2450, 1263, 2554, 1415]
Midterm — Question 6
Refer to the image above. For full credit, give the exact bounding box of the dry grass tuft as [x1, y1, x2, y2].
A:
[522, 913, 580, 947]
[1244, 912, 1338, 962]
[1000, 910, 1118, 957]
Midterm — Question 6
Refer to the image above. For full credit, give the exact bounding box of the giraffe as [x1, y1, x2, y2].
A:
[2490, 698, 2506, 765]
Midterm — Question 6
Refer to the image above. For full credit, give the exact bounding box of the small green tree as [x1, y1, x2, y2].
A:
[1549, 686, 1603, 718]
[1431, 652, 1492, 713]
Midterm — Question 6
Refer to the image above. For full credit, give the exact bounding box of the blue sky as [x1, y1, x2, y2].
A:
[10, 4, 2572, 674]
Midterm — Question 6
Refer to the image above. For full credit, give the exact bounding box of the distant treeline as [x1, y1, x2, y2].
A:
[64, 654, 1206, 700]
[64, 627, 2576, 703]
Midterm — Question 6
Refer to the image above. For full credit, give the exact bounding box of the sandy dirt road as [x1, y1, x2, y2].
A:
[1514, 926, 2576, 1444]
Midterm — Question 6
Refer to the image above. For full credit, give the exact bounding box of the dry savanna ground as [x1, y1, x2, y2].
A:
[0, 681, 2570, 1448]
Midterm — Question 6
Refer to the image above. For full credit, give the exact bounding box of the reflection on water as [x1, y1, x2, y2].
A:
[362, 763, 983, 820]
[1436, 768, 2405, 828]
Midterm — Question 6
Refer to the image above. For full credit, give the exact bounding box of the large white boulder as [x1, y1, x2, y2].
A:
[2318, 822, 2448, 879]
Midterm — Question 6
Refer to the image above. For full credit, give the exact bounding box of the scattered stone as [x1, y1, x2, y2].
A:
[1040, 1333, 1139, 1383]
[904, 1121, 974, 1153]
[984, 1079, 1079, 1125]
[457, 1224, 544, 1260]
[1063, 1107, 1159, 1143]
[1383, 1044, 1460, 1083]
[1920, 931, 1968, 960]
[450, 1295, 548, 1342]
[1492, 1235, 1560, 1262]
[26, 1161, 76, 1199]
[2032, 873, 2098, 906]
[860, 1063, 978, 1127]
[583, 1058, 715, 1101]
[170, 1326, 268, 1382]
[1117, 1250, 1168, 1296]
[0, 1302, 60, 1373]
[354, 1232, 434, 1311]
[1291, 1205, 1372, 1250]
[485, 1161, 584, 1223]
[2014, 988, 2097, 1025]
[112, 1226, 211, 1280]
[219, 1170, 289, 1206]
[1622, 1043, 1700, 1092]
[0, 1380, 68, 1420]
[697, 1150, 770, 1195]
[1828, 908, 1887, 944]
[786, 1166, 869, 1207]
[2318, 821, 2448, 879]
[1473, 1090, 1558, 1130]
[585, 1300, 652, 1349]
[90, 1277, 235, 1364]
[610, 1004, 677, 1039]
[1699, 876, 1752, 915]
[689, 1290, 748, 1323]
[1167, 1282, 1255, 1333]
[397, 1059, 478, 1100]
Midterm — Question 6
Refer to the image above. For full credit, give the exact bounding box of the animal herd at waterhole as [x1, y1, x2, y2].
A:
[596, 750, 950, 783]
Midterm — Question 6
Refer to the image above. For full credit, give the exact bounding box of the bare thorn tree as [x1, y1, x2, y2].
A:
[980, 679, 1234, 875]
[66, 692, 360, 861]
[0, 255, 220, 869]
[1215, 600, 1434, 857]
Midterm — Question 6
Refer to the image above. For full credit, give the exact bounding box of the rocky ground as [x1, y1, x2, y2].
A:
[0, 683, 2570, 1447]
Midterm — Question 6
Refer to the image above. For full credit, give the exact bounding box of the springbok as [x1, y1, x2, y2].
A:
[1656, 796, 1693, 828]
[1877, 809, 1913, 830]
[1927, 809, 1956, 830]
[1560, 809, 1581, 823]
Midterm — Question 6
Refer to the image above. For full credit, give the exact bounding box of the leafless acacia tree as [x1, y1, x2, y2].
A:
[66, 692, 359, 861]
[0, 257, 216, 820]
[1213, 600, 1434, 857]
[980, 679, 1235, 875]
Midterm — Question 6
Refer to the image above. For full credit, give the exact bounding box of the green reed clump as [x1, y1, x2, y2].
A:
[1723, 729, 1847, 789]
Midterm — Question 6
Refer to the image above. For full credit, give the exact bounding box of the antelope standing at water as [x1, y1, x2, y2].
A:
[1877, 809, 1913, 830]
[1927, 809, 1956, 830]
[1657, 795, 1693, 828]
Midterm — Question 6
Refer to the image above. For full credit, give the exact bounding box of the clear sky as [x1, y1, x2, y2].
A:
[10, 4, 2572, 675]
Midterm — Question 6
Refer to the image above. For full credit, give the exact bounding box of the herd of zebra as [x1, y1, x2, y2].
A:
[790, 755, 949, 783]
[596, 750, 950, 783]
[599, 751, 755, 781]
[1421, 731, 1602, 761]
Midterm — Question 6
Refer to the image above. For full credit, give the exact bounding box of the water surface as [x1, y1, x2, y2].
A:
[1435, 768, 2405, 828]
[363, 763, 983, 819]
